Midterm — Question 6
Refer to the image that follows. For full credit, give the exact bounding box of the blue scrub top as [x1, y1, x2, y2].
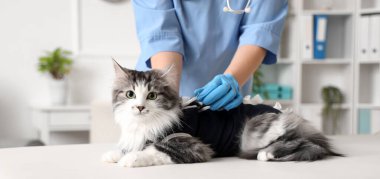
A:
[133, 0, 288, 97]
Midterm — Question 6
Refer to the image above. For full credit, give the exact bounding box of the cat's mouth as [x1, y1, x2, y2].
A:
[135, 110, 149, 115]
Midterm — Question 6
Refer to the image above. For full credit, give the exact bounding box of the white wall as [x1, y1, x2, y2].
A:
[0, 0, 139, 140]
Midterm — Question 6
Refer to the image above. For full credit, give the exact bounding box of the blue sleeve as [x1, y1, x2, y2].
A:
[239, 0, 288, 64]
[132, 0, 184, 69]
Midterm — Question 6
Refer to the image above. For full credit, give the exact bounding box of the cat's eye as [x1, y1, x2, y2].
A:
[125, 90, 136, 99]
[147, 92, 157, 100]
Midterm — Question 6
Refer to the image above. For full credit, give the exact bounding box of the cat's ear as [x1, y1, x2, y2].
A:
[112, 58, 130, 78]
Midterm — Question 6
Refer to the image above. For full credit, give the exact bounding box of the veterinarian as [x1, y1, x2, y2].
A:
[133, 0, 288, 111]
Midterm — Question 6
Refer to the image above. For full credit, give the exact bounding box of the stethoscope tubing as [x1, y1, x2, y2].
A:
[224, 0, 251, 14]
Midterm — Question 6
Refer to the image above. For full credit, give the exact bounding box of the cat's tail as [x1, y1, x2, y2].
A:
[310, 134, 345, 158]
[271, 140, 344, 162]
[327, 149, 345, 157]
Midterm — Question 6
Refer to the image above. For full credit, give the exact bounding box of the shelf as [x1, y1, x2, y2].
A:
[357, 59, 380, 64]
[357, 103, 380, 109]
[263, 100, 294, 106]
[301, 103, 351, 109]
[360, 8, 380, 15]
[30, 105, 91, 112]
[50, 125, 90, 132]
[272, 0, 379, 135]
[303, 10, 353, 16]
[301, 59, 352, 64]
[361, 0, 380, 13]
[302, 0, 355, 14]
[277, 59, 295, 64]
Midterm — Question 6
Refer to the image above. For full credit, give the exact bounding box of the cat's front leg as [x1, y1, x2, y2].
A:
[118, 134, 214, 168]
[117, 145, 174, 168]
[101, 149, 123, 163]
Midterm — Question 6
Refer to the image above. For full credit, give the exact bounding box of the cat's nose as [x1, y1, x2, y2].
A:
[136, 106, 145, 112]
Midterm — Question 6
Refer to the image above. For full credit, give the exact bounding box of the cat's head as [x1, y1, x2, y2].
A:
[111, 59, 181, 126]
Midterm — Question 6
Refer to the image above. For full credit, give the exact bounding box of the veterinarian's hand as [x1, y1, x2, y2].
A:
[194, 74, 242, 111]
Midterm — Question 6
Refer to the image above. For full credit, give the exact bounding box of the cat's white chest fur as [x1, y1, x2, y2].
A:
[118, 122, 151, 152]
[114, 104, 181, 153]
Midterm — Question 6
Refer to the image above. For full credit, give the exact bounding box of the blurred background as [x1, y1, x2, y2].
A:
[0, 0, 139, 147]
[0, 0, 379, 148]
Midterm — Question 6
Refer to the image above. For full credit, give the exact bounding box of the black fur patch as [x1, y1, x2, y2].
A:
[154, 136, 214, 164]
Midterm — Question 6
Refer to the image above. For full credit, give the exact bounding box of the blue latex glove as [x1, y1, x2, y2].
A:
[194, 74, 243, 111]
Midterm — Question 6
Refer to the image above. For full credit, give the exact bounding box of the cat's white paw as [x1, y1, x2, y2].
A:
[267, 152, 274, 160]
[117, 146, 174, 167]
[257, 151, 268, 161]
[257, 150, 274, 161]
[102, 150, 123, 163]
[118, 151, 150, 168]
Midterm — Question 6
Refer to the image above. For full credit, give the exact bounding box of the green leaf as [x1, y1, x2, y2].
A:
[37, 47, 73, 77]
[321, 86, 345, 134]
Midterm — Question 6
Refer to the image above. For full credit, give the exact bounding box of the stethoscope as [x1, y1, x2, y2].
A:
[223, 0, 251, 14]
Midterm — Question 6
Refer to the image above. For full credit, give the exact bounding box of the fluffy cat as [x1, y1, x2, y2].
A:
[102, 60, 342, 167]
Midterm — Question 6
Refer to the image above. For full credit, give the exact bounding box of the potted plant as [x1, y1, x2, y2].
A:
[321, 86, 344, 135]
[38, 48, 73, 105]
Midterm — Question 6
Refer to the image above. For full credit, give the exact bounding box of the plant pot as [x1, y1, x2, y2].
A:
[49, 78, 68, 105]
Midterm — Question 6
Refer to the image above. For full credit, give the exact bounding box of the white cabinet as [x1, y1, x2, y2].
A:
[31, 105, 90, 145]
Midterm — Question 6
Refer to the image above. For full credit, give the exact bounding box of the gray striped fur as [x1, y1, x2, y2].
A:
[239, 112, 343, 161]
[154, 135, 214, 163]
[106, 61, 342, 168]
